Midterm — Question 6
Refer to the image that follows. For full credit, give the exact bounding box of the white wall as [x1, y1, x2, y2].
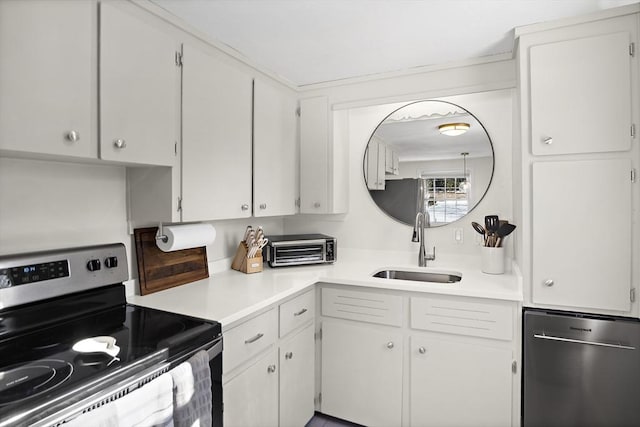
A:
[0, 157, 284, 284]
[284, 89, 514, 258]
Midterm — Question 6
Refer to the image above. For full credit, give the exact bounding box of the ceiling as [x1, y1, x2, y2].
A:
[150, 0, 637, 86]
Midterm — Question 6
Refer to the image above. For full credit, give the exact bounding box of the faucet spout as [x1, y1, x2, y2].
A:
[414, 212, 436, 267]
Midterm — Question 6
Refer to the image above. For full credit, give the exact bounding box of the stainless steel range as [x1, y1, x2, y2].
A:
[0, 243, 222, 427]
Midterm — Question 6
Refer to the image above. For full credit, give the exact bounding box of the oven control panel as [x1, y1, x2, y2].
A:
[0, 243, 128, 308]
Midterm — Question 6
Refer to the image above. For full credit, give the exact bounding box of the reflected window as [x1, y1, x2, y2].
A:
[424, 176, 469, 224]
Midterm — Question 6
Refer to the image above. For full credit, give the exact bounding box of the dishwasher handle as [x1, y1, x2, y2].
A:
[533, 333, 636, 350]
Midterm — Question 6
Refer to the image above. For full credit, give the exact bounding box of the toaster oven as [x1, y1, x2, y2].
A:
[264, 234, 336, 267]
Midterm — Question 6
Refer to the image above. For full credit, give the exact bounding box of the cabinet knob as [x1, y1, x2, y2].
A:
[65, 130, 80, 142]
[113, 138, 127, 149]
[285, 352, 293, 360]
[241, 204, 249, 211]
[418, 347, 426, 354]
[314, 202, 321, 208]
[386, 342, 394, 349]
[259, 203, 267, 210]
[267, 364, 276, 374]
[542, 137, 553, 145]
[543, 279, 555, 287]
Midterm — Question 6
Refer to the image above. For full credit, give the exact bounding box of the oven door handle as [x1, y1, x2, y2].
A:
[206, 337, 222, 360]
[533, 333, 636, 350]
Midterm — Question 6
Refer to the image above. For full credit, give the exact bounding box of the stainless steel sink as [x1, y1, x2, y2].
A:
[372, 269, 462, 283]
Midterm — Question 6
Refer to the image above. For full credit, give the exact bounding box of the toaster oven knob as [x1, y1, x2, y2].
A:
[87, 259, 101, 272]
[104, 256, 118, 269]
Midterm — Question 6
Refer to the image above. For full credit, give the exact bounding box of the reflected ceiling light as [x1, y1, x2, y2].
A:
[438, 122, 470, 136]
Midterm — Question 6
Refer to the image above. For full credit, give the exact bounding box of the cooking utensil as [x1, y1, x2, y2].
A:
[495, 223, 516, 247]
[471, 221, 487, 245]
[484, 215, 499, 247]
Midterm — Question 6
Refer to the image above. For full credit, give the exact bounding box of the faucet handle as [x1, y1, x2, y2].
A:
[411, 227, 419, 242]
[426, 246, 436, 261]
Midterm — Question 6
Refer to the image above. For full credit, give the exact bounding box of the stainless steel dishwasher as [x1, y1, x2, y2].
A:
[523, 309, 640, 427]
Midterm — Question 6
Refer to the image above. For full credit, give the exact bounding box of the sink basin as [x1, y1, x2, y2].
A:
[372, 269, 462, 283]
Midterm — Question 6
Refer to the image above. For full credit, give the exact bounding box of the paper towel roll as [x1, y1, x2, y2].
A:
[156, 224, 216, 252]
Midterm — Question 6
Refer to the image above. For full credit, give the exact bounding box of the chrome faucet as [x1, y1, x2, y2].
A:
[413, 212, 436, 267]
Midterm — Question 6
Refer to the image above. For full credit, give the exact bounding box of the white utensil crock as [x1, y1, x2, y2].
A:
[481, 247, 505, 274]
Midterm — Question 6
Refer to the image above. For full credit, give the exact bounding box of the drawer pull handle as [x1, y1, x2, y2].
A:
[293, 308, 308, 317]
[244, 333, 264, 344]
[267, 364, 276, 373]
[285, 352, 293, 360]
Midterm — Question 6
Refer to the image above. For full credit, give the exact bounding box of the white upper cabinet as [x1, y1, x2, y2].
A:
[532, 159, 632, 312]
[530, 30, 632, 155]
[517, 11, 639, 315]
[253, 78, 298, 217]
[99, 2, 179, 166]
[0, 0, 95, 159]
[181, 43, 253, 221]
[299, 97, 349, 214]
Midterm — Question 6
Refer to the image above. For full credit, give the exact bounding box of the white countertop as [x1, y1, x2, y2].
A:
[127, 248, 522, 330]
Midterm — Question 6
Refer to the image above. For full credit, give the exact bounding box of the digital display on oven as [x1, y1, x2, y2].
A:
[1, 260, 69, 287]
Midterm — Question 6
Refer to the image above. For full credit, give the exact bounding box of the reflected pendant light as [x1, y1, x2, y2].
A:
[438, 122, 470, 136]
[460, 152, 470, 191]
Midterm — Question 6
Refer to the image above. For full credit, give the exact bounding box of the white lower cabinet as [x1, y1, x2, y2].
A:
[224, 349, 279, 427]
[223, 291, 315, 427]
[321, 320, 403, 427]
[319, 286, 518, 427]
[279, 323, 315, 427]
[409, 336, 513, 427]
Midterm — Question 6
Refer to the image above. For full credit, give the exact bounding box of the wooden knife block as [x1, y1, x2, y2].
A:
[231, 241, 263, 274]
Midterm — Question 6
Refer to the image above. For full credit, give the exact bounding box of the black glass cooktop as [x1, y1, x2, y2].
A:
[0, 285, 220, 426]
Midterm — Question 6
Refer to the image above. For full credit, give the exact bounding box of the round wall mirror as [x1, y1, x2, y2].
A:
[363, 100, 494, 227]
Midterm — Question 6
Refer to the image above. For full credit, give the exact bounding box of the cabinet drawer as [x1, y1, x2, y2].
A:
[322, 287, 402, 327]
[410, 296, 513, 341]
[280, 290, 315, 338]
[224, 308, 277, 374]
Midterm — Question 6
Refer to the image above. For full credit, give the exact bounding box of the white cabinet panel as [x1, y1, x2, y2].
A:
[530, 31, 632, 155]
[410, 336, 512, 427]
[322, 287, 403, 326]
[223, 349, 278, 427]
[0, 0, 95, 158]
[100, 2, 178, 166]
[279, 323, 315, 427]
[532, 159, 632, 311]
[411, 295, 513, 341]
[300, 97, 349, 214]
[321, 320, 402, 427]
[279, 290, 315, 338]
[253, 78, 297, 217]
[223, 309, 277, 374]
[181, 43, 253, 221]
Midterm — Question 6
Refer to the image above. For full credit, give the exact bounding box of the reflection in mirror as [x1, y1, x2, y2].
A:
[363, 100, 494, 227]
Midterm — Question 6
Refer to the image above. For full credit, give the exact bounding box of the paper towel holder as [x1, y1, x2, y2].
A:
[155, 222, 169, 244]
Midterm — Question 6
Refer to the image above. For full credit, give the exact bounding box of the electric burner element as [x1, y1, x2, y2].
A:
[0, 359, 73, 406]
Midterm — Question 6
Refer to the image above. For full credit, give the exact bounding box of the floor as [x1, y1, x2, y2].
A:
[305, 412, 365, 427]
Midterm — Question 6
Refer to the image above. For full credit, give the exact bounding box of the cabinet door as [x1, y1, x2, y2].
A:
[366, 137, 385, 190]
[300, 96, 329, 212]
[530, 31, 632, 155]
[279, 323, 315, 427]
[223, 349, 278, 427]
[410, 336, 512, 427]
[321, 320, 402, 427]
[181, 43, 253, 221]
[0, 0, 94, 158]
[253, 78, 297, 217]
[532, 159, 632, 312]
[100, 2, 178, 166]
